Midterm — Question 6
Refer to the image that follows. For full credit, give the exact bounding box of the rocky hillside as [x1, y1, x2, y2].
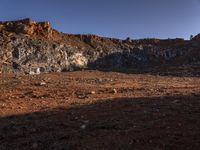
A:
[0, 18, 200, 74]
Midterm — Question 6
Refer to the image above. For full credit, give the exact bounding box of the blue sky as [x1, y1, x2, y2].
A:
[0, 0, 200, 39]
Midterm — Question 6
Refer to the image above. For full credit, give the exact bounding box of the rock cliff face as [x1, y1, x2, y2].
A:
[192, 34, 200, 42]
[0, 18, 200, 74]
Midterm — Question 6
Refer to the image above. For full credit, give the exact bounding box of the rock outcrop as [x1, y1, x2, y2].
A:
[0, 18, 200, 74]
[0, 18, 53, 38]
[192, 34, 200, 42]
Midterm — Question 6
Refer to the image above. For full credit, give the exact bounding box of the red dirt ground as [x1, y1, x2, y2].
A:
[0, 70, 200, 150]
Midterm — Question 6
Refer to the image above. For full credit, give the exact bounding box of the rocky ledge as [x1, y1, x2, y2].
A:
[0, 18, 200, 74]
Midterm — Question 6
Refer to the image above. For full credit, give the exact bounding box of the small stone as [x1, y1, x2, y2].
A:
[32, 143, 38, 149]
[0, 104, 5, 108]
[31, 128, 37, 132]
[80, 124, 86, 129]
[172, 100, 179, 103]
[83, 120, 89, 124]
[112, 88, 117, 94]
[90, 91, 95, 94]
[40, 81, 46, 86]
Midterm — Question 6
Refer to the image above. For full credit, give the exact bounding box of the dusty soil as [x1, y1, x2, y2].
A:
[0, 70, 200, 150]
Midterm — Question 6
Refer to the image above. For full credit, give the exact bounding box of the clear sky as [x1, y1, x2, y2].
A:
[0, 0, 200, 39]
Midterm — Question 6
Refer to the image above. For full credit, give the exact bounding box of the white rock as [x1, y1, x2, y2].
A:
[40, 81, 46, 86]
[80, 124, 86, 129]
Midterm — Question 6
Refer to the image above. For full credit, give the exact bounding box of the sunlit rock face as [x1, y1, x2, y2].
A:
[68, 53, 88, 69]
[0, 19, 200, 74]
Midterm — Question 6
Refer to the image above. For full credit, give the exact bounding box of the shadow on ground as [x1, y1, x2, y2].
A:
[0, 94, 200, 150]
